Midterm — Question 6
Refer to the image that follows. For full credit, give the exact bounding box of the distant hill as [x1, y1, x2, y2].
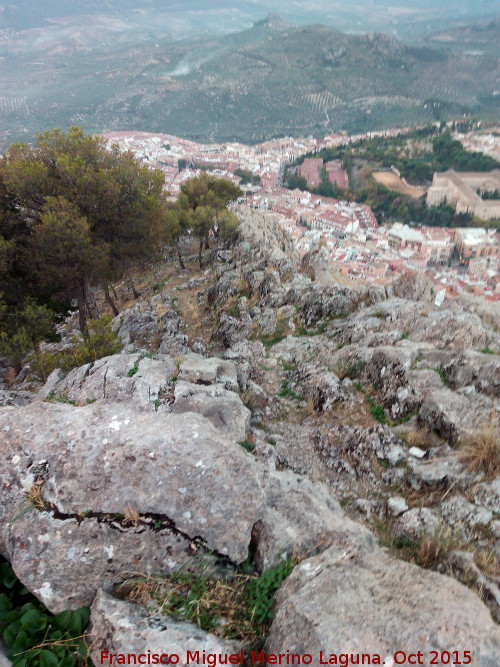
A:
[0, 19, 498, 148]
[428, 17, 500, 58]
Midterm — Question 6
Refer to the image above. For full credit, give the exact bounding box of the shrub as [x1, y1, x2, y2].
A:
[367, 396, 388, 424]
[238, 441, 256, 453]
[0, 558, 90, 667]
[31, 317, 123, 381]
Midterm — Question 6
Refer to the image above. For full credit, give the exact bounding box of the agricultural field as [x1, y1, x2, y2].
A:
[0, 17, 499, 150]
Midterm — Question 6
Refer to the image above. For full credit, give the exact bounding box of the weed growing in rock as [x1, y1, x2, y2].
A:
[119, 560, 296, 646]
[127, 358, 140, 377]
[434, 367, 449, 386]
[277, 381, 303, 400]
[458, 424, 499, 479]
[0, 558, 90, 667]
[238, 441, 256, 453]
[367, 397, 388, 424]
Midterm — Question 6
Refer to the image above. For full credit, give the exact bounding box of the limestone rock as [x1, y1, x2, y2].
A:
[419, 388, 497, 443]
[253, 471, 375, 571]
[39, 354, 176, 411]
[0, 402, 266, 610]
[178, 353, 239, 391]
[266, 544, 500, 662]
[172, 381, 250, 442]
[392, 508, 441, 540]
[89, 590, 238, 662]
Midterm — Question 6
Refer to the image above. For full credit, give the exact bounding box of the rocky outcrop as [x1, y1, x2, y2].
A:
[266, 544, 500, 663]
[0, 402, 267, 610]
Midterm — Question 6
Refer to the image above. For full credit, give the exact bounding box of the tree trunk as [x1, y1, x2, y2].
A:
[78, 277, 99, 331]
[104, 284, 119, 316]
[128, 278, 139, 299]
[111, 284, 119, 300]
[198, 238, 204, 269]
[176, 244, 185, 270]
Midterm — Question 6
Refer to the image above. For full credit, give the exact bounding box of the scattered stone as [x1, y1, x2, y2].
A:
[392, 508, 441, 541]
[387, 496, 408, 517]
[408, 446, 426, 459]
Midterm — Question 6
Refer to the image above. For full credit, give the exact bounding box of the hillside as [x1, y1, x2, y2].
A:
[1, 18, 499, 149]
[1, 208, 499, 660]
[428, 17, 500, 58]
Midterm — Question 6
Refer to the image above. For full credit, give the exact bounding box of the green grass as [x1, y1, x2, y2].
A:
[127, 358, 140, 377]
[434, 367, 449, 386]
[367, 396, 388, 424]
[238, 441, 256, 453]
[119, 560, 296, 646]
[479, 347, 497, 355]
[277, 381, 303, 401]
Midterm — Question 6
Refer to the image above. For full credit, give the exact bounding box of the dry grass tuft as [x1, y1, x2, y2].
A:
[458, 424, 500, 479]
[123, 504, 140, 526]
[474, 548, 500, 578]
[415, 527, 457, 569]
[404, 427, 431, 449]
[26, 482, 49, 511]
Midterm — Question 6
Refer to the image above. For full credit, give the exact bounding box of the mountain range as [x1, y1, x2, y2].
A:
[0, 14, 498, 148]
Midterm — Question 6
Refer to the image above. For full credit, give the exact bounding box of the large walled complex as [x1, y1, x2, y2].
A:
[427, 169, 500, 219]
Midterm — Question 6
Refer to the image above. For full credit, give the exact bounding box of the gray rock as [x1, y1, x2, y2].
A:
[419, 388, 496, 443]
[89, 590, 238, 662]
[472, 480, 500, 514]
[178, 354, 239, 391]
[40, 354, 176, 412]
[0, 390, 34, 407]
[387, 496, 408, 517]
[310, 372, 348, 412]
[440, 496, 493, 536]
[0, 402, 266, 610]
[392, 508, 441, 540]
[253, 471, 375, 571]
[267, 544, 500, 663]
[172, 381, 250, 442]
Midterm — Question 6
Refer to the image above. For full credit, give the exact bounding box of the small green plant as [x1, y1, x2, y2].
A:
[281, 361, 296, 371]
[434, 367, 449, 386]
[121, 560, 296, 645]
[45, 393, 76, 406]
[238, 441, 256, 453]
[85, 398, 96, 405]
[153, 399, 160, 412]
[373, 310, 387, 319]
[244, 560, 295, 624]
[127, 358, 140, 377]
[267, 438, 277, 446]
[479, 347, 496, 355]
[0, 558, 90, 667]
[353, 382, 364, 393]
[367, 396, 388, 424]
[277, 381, 303, 400]
[401, 332, 409, 339]
[31, 316, 123, 381]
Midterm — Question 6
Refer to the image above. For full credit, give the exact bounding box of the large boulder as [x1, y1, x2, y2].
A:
[419, 388, 497, 443]
[266, 544, 500, 664]
[0, 402, 266, 610]
[178, 354, 239, 391]
[38, 354, 176, 411]
[253, 471, 375, 571]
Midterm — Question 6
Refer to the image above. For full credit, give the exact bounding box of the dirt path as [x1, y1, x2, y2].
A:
[372, 171, 426, 198]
